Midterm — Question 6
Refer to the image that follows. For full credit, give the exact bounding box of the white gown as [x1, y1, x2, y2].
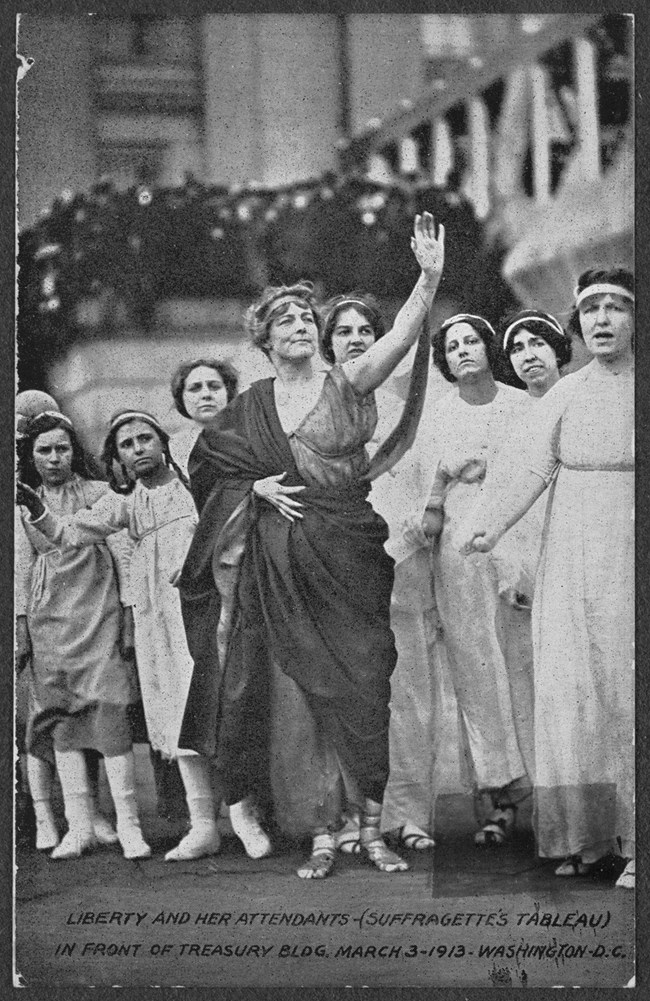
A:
[30, 477, 199, 760]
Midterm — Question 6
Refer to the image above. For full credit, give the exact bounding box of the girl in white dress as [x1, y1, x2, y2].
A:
[18, 411, 225, 861]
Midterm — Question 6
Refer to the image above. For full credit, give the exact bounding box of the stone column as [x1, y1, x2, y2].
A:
[201, 14, 340, 188]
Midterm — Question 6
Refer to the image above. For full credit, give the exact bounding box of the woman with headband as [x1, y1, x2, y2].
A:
[408, 311, 534, 848]
[501, 309, 571, 399]
[317, 291, 444, 856]
[15, 411, 146, 859]
[460, 268, 634, 888]
[17, 409, 225, 863]
[177, 212, 445, 879]
[494, 308, 573, 583]
[470, 309, 573, 789]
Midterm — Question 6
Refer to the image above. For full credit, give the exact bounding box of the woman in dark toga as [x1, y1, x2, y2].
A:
[178, 213, 445, 878]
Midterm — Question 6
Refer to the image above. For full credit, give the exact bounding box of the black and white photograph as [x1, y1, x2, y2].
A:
[13, 9, 636, 989]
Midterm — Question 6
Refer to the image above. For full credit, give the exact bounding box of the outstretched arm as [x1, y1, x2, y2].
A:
[456, 470, 547, 554]
[16, 480, 129, 549]
[343, 212, 445, 396]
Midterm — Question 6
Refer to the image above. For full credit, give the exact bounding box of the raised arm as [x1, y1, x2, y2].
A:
[16, 481, 129, 550]
[343, 212, 445, 396]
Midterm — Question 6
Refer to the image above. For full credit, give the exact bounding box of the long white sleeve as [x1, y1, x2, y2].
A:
[27, 490, 131, 552]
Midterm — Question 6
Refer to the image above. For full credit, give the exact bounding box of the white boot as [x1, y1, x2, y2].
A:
[51, 751, 97, 860]
[103, 752, 151, 860]
[26, 755, 59, 851]
[165, 755, 221, 862]
[230, 798, 271, 859]
[87, 757, 119, 844]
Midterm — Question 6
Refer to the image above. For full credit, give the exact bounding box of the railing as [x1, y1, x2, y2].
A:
[339, 14, 631, 225]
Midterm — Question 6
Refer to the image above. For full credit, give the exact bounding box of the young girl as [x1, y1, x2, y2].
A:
[16, 411, 149, 860]
[18, 410, 225, 862]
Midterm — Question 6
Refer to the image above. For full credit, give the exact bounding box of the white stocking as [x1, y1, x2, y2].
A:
[103, 752, 151, 859]
[230, 797, 271, 859]
[51, 750, 95, 859]
[26, 754, 59, 851]
[165, 755, 221, 862]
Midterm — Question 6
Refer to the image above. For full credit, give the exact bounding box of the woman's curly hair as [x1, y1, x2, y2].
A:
[170, 358, 239, 419]
[244, 282, 322, 356]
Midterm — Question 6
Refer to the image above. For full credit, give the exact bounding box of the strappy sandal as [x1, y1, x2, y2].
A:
[334, 829, 361, 855]
[554, 855, 595, 877]
[474, 804, 517, 847]
[361, 836, 409, 872]
[399, 826, 435, 851]
[297, 848, 336, 879]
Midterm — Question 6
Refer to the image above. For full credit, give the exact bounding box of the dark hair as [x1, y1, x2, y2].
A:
[567, 267, 635, 341]
[501, 309, 572, 371]
[244, 282, 321, 357]
[432, 314, 500, 383]
[18, 412, 92, 488]
[170, 358, 239, 419]
[100, 410, 188, 494]
[319, 291, 386, 365]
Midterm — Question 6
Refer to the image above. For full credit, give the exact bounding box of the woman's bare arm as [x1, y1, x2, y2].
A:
[343, 212, 445, 395]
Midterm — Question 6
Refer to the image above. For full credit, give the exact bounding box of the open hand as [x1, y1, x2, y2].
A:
[403, 511, 429, 548]
[253, 472, 305, 523]
[411, 212, 445, 284]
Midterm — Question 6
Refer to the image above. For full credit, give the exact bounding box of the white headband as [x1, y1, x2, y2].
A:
[325, 298, 375, 327]
[503, 315, 565, 351]
[441, 313, 496, 338]
[575, 283, 634, 308]
[31, 410, 74, 428]
[332, 298, 370, 313]
[110, 411, 163, 434]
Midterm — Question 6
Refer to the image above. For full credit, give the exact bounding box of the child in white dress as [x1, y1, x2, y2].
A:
[18, 411, 221, 861]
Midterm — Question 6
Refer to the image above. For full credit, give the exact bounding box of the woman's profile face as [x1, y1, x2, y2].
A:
[182, 365, 229, 425]
[267, 301, 318, 365]
[32, 428, 73, 487]
[509, 328, 559, 390]
[444, 322, 489, 380]
[330, 307, 376, 363]
[579, 293, 634, 362]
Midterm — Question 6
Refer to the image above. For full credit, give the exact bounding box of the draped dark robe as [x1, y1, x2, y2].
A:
[177, 375, 398, 809]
